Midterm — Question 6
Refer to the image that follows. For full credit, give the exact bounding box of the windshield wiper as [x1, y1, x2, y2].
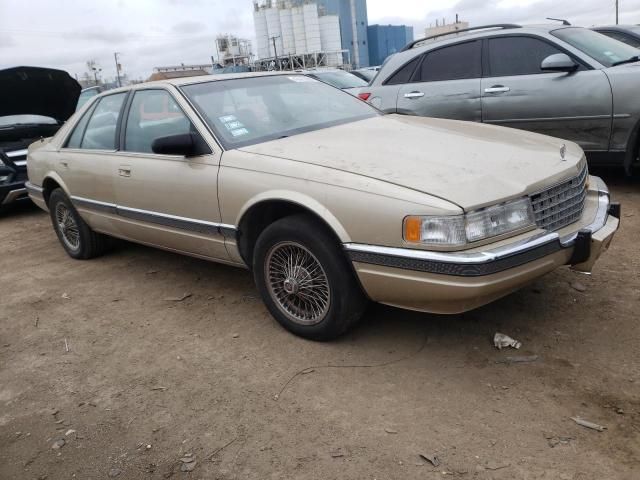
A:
[612, 55, 640, 66]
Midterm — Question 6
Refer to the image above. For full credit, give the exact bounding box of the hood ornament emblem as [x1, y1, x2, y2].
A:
[560, 144, 567, 161]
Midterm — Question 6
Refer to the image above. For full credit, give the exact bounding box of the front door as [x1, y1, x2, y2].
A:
[481, 35, 613, 152]
[396, 40, 482, 122]
[113, 88, 229, 261]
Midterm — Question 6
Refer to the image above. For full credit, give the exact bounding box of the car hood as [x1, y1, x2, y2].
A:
[238, 115, 585, 211]
[0, 66, 81, 122]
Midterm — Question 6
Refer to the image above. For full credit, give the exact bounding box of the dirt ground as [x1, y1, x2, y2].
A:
[0, 168, 638, 480]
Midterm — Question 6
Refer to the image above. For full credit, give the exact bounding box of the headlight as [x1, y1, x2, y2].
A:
[404, 197, 535, 247]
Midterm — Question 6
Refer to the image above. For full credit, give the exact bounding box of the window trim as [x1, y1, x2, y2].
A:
[483, 33, 591, 78]
[382, 38, 483, 86]
[411, 39, 482, 83]
[62, 97, 100, 149]
[119, 87, 213, 157]
[62, 91, 130, 151]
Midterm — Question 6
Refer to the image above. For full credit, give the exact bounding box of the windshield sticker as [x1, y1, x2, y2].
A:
[230, 128, 249, 137]
[288, 76, 316, 83]
[224, 120, 244, 130]
[219, 115, 237, 123]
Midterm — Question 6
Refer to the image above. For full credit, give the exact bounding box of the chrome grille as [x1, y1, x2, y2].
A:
[530, 162, 588, 231]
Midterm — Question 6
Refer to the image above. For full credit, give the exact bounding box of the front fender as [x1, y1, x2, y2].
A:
[235, 189, 351, 242]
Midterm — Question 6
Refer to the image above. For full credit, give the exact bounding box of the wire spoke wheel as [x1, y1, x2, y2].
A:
[55, 203, 80, 251]
[265, 241, 331, 326]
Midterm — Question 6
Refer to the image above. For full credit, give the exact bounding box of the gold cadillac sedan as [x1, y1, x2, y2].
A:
[26, 72, 620, 340]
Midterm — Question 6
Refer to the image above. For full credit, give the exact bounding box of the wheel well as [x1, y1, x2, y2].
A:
[237, 200, 342, 268]
[42, 178, 62, 205]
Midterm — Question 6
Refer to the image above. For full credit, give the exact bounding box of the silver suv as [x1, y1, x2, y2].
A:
[358, 24, 640, 172]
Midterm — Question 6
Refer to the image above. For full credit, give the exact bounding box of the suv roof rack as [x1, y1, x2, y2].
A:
[401, 24, 522, 51]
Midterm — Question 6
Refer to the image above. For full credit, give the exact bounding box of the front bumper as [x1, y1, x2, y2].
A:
[344, 176, 619, 314]
[1, 149, 29, 207]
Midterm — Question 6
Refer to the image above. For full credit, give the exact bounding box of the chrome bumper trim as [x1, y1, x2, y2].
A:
[5, 149, 28, 158]
[1, 188, 28, 205]
[25, 182, 44, 199]
[345, 178, 613, 277]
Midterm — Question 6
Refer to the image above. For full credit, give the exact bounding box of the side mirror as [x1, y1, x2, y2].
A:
[541, 53, 578, 73]
[151, 133, 199, 156]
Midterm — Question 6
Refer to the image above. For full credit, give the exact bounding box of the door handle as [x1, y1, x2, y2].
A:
[118, 167, 131, 177]
[404, 91, 425, 99]
[484, 85, 510, 93]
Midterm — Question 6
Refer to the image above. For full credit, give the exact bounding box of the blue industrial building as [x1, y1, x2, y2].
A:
[367, 24, 414, 66]
[316, 0, 370, 68]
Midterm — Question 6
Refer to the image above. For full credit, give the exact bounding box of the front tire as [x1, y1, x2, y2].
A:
[253, 214, 367, 341]
[48, 188, 106, 259]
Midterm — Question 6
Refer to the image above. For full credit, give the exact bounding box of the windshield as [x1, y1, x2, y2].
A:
[181, 75, 378, 149]
[310, 71, 368, 89]
[0, 114, 58, 128]
[552, 27, 640, 67]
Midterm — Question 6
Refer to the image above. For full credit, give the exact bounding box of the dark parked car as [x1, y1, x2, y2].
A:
[593, 25, 640, 48]
[0, 66, 80, 210]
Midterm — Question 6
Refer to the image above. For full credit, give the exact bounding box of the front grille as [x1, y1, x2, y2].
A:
[530, 162, 588, 231]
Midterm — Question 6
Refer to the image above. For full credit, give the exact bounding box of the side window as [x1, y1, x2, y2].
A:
[80, 93, 127, 150]
[124, 90, 193, 154]
[416, 41, 481, 82]
[600, 31, 640, 48]
[385, 56, 420, 85]
[488, 36, 567, 77]
[66, 102, 97, 149]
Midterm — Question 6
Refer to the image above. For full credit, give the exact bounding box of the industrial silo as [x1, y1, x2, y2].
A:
[319, 14, 342, 66]
[291, 5, 307, 55]
[253, 5, 270, 59]
[265, 6, 284, 57]
[303, 3, 322, 53]
[279, 5, 295, 55]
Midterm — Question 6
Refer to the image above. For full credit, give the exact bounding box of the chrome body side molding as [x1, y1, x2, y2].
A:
[68, 195, 237, 238]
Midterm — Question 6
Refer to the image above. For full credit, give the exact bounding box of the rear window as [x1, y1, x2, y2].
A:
[416, 41, 481, 82]
[384, 57, 420, 85]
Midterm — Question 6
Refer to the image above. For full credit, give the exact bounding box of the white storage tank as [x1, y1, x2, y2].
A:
[253, 8, 270, 59]
[303, 3, 321, 53]
[291, 6, 307, 55]
[279, 7, 295, 55]
[319, 15, 342, 66]
[265, 7, 283, 57]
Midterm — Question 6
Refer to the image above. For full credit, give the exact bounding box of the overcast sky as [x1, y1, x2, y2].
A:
[1, 0, 639, 81]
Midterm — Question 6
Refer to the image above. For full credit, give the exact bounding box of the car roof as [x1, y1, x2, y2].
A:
[100, 71, 299, 95]
[406, 24, 571, 52]
[593, 25, 640, 31]
[373, 24, 581, 82]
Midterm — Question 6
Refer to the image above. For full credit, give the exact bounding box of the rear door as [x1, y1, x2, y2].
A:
[481, 35, 612, 151]
[114, 88, 229, 261]
[396, 40, 482, 121]
[58, 92, 128, 235]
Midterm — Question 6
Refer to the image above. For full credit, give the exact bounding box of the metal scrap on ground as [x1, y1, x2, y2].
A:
[571, 417, 607, 432]
[493, 333, 522, 350]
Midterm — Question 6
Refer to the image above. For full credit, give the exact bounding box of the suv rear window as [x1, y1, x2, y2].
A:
[416, 41, 481, 82]
[385, 57, 420, 85]
[488, 36, 565, 76]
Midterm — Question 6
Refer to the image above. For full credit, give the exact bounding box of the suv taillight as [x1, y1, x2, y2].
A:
[358, 92, 371, 101]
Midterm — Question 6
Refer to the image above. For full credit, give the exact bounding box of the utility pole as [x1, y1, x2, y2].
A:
[616, 0, 619, 24]
[113, 52, 121, 87]
[270, 35, 280, 70]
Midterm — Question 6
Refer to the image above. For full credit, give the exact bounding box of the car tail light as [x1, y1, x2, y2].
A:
[358, 92, 371, 101]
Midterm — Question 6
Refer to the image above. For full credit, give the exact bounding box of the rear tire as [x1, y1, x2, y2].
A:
[253, 214, 367, 341]
[48, 188, 107, 259]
